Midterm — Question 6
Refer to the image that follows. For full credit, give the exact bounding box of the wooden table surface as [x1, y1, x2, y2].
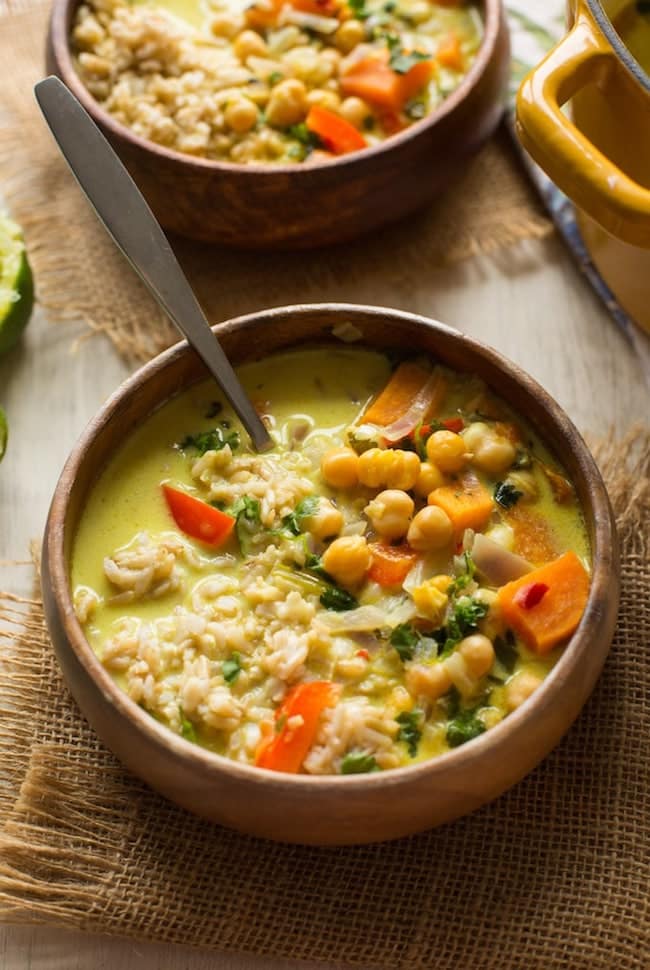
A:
[0, 231, 648, 968]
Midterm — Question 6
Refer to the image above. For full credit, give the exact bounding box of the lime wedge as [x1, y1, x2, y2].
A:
[0, 406, 7, 462]
[0, 216, 34, 355]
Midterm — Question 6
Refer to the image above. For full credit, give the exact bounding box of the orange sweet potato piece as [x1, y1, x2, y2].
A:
[436, 31, 464, 71]
[341, 52, 433, 114]
[427, 472, 495, 535]
[506, 505, 560, 565]
[497, 551, 590, 655]
[362, 361, 431, 426]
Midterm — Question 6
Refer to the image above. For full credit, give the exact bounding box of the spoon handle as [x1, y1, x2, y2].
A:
[34, 76, 272, 453]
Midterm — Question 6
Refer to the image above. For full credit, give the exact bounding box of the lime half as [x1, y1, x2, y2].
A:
[0, 406, 7, 462]
[0, 216, 34, 355]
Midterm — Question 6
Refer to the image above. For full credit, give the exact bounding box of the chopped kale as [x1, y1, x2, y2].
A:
[439, 596, 488, 657]
[389, 48, 431, 74]
[341, 750, 381, 774]
[493, 631, 518, 676]
[222, 652, 242, 685]
[396, 709, 423, 757]
[494, 480, 523, 509]
[320, 585, 359, 612]
[282, 495, 320, 536]
[179, 426, 240, 456]
[390, 622, 420, 662]
[446, 707, 486, 748]
[348, 0, 371, 17]
[304, 552, 332, 581]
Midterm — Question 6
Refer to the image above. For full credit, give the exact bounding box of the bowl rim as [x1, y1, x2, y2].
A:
[44, 302, 619, 793]
[50, 0, 505, 176]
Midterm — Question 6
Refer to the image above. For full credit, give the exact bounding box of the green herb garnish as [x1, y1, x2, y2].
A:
[222, 652, 242, 685]
[282, 495, 320, 536]
[439, 596, 488, 658]
[490, 632, 518, 683]
[405, 99, 426, 120]
[446, 707, 486, 748]
[320, 586, 358, 612]
[179, 426, 240, 456]
[389, 48, 430, 74]
[494, 480, 523, 509]
[447, 551, 476, 597]
[232, 495, 262, 554]
[268, 70, 284, 84]
[390, 623, 420, 662]
[179, 709, 197, 743]
[396, 709, 423, 757]
[341, 750, 380, 774]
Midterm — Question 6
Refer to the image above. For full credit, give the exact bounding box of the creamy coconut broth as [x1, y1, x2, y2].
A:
[72, 347, 591, 775]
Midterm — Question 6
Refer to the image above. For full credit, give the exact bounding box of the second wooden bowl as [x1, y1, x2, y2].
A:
[41, 304, 619, 845]
[46, 0, 509, 247]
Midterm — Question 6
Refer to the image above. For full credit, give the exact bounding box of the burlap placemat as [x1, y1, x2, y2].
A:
[0, 0, 553, 365]
[0, 430, 648, 968]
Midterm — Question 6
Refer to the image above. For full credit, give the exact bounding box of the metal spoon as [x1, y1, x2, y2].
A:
[34, 75, 272, 453]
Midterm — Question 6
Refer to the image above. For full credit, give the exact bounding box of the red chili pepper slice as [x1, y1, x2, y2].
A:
[513, 581, 549, 610]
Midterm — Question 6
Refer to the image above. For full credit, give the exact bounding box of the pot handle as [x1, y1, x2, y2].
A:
[516, 16, 650, 247]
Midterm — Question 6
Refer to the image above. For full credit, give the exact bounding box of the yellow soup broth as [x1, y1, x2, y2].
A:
[72, 346, 590, 774]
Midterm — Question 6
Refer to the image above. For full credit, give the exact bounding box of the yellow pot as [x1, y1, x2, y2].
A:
[515, 0, 650, 333]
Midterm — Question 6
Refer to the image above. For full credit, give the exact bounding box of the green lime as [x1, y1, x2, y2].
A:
[0, 216, 34, 355]
[0, 406, 7, 462]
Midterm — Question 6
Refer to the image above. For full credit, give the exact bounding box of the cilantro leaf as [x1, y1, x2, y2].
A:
[439, 596, 488, 658]
[348, 0, 370, 17]
[179, 708, 197, 743]
[447, 551, 476, 597]
[282, 495, 320, 536]
[389, 48, 430, 75]
[396, 708, 423, 757]
[341, 750, 380, 774]
[222, 652, 242, 685]
[446, 707, 486, 748]
[320, 586, 358, 611]
[179, 426, 240, 456]
[494, 480, 523, 509]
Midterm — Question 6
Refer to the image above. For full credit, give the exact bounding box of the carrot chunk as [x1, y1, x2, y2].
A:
[427, 473, 495, 535]
[497, 551, 590, 654]
[436, 31, 464, 71]
[255, 681, 340, 773]
[341, 51, 433, 114]
[368, 543, 418, 587]
[306, 105, 367, 154]
[362, 361, 432, 426]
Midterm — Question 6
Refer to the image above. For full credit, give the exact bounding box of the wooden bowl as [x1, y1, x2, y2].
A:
[46, 0, 509, 247]
[41, 305, 619, 845]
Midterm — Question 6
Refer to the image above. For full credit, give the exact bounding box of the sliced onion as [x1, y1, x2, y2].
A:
[315, 599, 415, 633]
[381, 367, 446, 442]
[471, 532, 532, 587]
[280, 8, 340, 32]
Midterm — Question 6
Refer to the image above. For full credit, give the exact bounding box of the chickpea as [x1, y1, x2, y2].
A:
[233, 29, 268, 61]
[406, 661, 452, 701]
[407, 505, 453, 552]
[364, 489, 414, 541]
[224, 97, 259, 133]
[338, 96, 372, 129]
[458, 634, 495, 679]
[319, 47, 342, 70]
[357, 448, 420, 490]
[463, 422, 516, 476]
[210, 12, 244, 39]
[473, 588, 505, 641]
[321, 446, 359, 489]
[306, 89, 341, 113]
[473, 437, 517, 476]
[304, 497, 343, 540]
[322, 535, 371, 588]
[334, 18, 366, 53]
[265, 78, 308, 128]
[425, 430, 469, 473]
[414, 460, 445, 497]
[505, 670, 543, 712]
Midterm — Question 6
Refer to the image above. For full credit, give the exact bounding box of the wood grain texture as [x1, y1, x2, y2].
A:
[46, 0, 509, 247]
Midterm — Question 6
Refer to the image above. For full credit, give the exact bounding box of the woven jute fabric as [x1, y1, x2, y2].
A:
[0, 431, 648, 968]
[0, 0, 553, 366]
